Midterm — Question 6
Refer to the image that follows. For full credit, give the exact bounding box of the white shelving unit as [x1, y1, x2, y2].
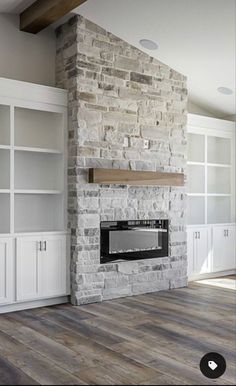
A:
[0, 77, 70, 314]
[187, 114, 236, 280]
[187, 116, 235, 225]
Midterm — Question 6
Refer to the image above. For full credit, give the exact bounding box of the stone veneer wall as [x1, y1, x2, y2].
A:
[56, 15, 188, 305]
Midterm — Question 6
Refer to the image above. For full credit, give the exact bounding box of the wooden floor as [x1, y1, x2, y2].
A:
[0, 277, 235, 385]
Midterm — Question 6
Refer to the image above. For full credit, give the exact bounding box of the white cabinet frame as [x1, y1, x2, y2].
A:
[0, 78, 70, 314]
[0, 77, 68, 235]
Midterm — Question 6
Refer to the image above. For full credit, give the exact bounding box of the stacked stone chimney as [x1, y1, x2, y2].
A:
[56, 15, 188, 305]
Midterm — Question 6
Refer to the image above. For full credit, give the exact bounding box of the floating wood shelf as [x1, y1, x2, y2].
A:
[89, 168, 185, 187]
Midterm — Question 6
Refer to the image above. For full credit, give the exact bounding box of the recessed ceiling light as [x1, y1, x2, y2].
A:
[139, 39, 159, 50]
[217, 87, 233, 95]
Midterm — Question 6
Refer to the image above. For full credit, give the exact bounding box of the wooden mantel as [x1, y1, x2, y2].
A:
[89, 168, 185, 187]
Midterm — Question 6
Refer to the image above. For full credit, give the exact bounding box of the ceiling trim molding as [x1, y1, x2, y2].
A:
[20, 0, 88, 34]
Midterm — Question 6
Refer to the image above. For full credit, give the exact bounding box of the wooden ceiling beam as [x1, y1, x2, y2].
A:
[20, 0, 88, 34]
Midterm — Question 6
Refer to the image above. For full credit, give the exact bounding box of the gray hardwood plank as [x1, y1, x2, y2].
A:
[0, 278, 235, 385]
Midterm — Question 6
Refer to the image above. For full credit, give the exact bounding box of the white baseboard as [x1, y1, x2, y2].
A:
[0, 296, 69, 315]
[188, 269, 236, 282]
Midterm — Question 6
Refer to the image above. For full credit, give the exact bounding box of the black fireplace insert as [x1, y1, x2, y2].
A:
[100, 219, 169, 264]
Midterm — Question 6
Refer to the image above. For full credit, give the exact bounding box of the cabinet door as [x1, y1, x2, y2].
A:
[214, 226, 236, 271]
[41, 235, 67, 297]
[195, 228, 210, 274]
[212, 227, 227, 272]
[187, 228, 210, 278]
[187, 229, 195, 278]
[224, 226, 236, 270]
[0, 238, 13, 305]
[16, 236, 42, 301]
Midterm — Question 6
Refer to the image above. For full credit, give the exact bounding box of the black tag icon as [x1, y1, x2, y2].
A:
[200, 352, 226, 379]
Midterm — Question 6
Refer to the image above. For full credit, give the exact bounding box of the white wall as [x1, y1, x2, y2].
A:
[0, 13, 56, 86]
[188, 100, 216, 118]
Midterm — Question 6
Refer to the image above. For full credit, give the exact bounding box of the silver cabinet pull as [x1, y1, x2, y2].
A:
[224, 230, 228, 237]
[38, 241, 42, 251]
[198, 232, 200, 239]
[195, 232, 198, 239]
[44, 241, 47, 251]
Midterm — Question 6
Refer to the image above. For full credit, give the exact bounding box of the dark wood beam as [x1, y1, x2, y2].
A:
[20, 0, 88, 34]
[89, 168, 185, 187]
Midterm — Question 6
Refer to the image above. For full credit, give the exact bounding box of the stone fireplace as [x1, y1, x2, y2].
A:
[56, 15, 188, 305]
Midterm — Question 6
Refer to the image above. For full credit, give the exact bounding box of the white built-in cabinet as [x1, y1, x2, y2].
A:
[16, 234, 67, 302]
[187, 114, 236, 280]
[0, 78, 70, 313]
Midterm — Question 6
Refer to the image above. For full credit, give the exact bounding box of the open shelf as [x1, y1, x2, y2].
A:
[14, 194, 64, 233]
[187, 133, 205, 163]
[0, 82, 67, 238]
[15, 190, 62, 195]
[208, 136, 231, 165]
[0, 145, 10, 151]
[0, 189, 10, 194]
[15, 151, 63, 191]
[187, 127, 234, 225]
[14, 146, 62, 154]
[0, 105, 10, 146]
[0, 194, 10, 233]
[187, 196, 205, 225]
[208, 196, 231, 224]
[187, 165, 205, 194]
[15, 107, 63, 151]
[0, 149, 10, 189]
[208, 166, 231, 194]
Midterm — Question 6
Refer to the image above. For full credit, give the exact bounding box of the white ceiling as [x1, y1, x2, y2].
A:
[76, 0, 236, 118]
[0, 0, 35, 13]
[1, 0, 235, 117]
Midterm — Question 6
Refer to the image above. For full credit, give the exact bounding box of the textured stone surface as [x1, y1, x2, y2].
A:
[56, 15, 188, 305]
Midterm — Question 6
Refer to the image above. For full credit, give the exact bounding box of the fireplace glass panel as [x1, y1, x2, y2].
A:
[109, 229, 163, 254]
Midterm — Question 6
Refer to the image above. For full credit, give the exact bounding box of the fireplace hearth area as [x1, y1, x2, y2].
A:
[56, 15, 188, 305]
[101, 219, 169, 264]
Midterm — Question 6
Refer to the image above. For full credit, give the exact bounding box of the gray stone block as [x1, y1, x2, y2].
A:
[130, 72, 152, 85]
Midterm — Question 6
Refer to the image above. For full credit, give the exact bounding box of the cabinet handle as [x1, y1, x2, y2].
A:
[44, 241, 47, 251]
[198, 232, 200, 239]
[224, 230, 228, 237]
[38, 241, 42, 251]
[195, 232, 198, 239]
